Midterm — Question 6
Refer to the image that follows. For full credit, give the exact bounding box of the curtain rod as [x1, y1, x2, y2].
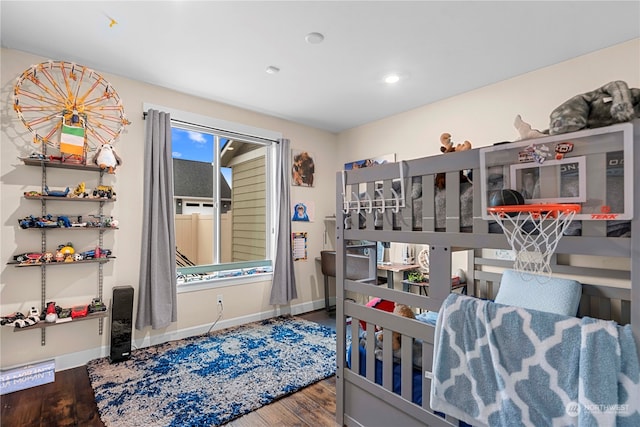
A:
[142, 112, 279, 144]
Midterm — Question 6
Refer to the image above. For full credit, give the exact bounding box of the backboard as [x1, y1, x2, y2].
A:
[479, 122, 633, 221]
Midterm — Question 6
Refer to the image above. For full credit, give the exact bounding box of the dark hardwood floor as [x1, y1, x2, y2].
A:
[1, 310, 339, 427]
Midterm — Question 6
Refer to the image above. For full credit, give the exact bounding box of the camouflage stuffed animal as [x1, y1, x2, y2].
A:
[549, 80, 640, 135]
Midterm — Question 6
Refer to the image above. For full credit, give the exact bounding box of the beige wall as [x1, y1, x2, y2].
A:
[337, 39, 640, 162]
[0, 48, 339, 369]
[1, 38, 639, 370]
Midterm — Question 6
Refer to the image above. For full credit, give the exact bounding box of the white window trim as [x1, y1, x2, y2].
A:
[143, 103, 282, 291]
[142, 103, 282, 141]
[177, 273, 274, 294]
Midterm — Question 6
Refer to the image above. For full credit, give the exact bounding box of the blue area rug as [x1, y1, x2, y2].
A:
[87, 315, 336, 426]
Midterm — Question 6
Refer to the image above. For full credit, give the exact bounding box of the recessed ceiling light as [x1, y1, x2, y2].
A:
[384, 74, 401, 84]
[266, 66, 280, 74]
[305, 32, 325, 44]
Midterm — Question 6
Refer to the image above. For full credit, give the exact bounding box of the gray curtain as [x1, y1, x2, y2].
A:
[136, 109, 178, 330]
[270, 138, 298, 305]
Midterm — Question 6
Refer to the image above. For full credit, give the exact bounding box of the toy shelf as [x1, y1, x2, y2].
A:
[23, 195, 116, 202]
[20, 157, 105, 172]
[9, 257, 116, 267]
[23, 226, 118, 231]
[16, 154, 115, 345]
[11, 310, 110, 332]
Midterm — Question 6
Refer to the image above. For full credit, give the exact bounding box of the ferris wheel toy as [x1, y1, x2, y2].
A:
[13, 60, 130, 163]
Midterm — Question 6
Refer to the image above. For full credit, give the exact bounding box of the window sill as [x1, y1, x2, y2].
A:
[177, 273, 273, 294]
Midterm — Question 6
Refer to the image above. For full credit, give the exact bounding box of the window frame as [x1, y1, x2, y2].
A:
[143, 103, 281, 292]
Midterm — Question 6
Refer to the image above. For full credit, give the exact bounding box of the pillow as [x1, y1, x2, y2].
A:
[494, 269, 582, 316]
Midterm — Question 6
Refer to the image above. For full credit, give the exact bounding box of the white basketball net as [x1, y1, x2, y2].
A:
[489, 208, 577, 278]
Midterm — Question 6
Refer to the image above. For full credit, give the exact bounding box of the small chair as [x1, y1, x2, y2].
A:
[320, 251, 337, 312]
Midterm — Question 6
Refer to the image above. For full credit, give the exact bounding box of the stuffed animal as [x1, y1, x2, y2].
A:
[439, 132, 471, 153]
[92, 143, 122, 174]
[549, 81, 640, 135]
[377, 303, 415, 351]
[437, 133, 472, 190]
[514, 115, 547, 140]
[440, 132, 455, 153]
[45, 302, 58, 323]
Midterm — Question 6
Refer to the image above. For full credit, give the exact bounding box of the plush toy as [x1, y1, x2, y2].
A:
[549, 80, 640, 135]
[437, 133, 472, 190]
[377, 303, 415, 351]
[45, 302, 58, 323]
[514, 115, 547, 140]
[440, 132, 455, 153]
[439, 132, 471, 153]
[92, 143, 122, 174]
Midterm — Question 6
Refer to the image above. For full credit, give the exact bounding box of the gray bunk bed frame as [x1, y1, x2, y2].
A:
[334, 120, 640, 427]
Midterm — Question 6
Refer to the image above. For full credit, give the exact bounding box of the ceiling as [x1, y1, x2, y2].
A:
[1, 1, 639, 134]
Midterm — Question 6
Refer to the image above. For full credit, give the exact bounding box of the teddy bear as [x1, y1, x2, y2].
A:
[92, 143, 122, 174]
[436, 133, 472, 190]
[376, 303, 415, 351]
[549, 80, 640, 135]
[439, 132, 471, 153]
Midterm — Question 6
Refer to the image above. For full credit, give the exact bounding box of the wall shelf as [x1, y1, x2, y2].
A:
[11, 310, 110, 332]
[14, 157, 115, 345]
[20, 157, 104, 172]
[10, 258, 115, 267]
[23, 227, 118, 231]
[24, 195, 115, 202]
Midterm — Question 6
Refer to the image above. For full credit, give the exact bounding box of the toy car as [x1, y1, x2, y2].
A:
[71, 305, 89, 319]
[13, 252, 43, 263]
[79, 248, 112, 259]
[28, 153, 47, 161]
[18, 215, 37, 228]
[92, 185, 115, 199]
[44, 186, 70, 197]
[1, 312, 25, 326]
[89, 298, 107, 313]
[58, 308, 72, 319]
[35, 215, 59, 228]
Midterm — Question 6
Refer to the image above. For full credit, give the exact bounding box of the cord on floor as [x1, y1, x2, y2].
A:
[207, 300, 224, 334]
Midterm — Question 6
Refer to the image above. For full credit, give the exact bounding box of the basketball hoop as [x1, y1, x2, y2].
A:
[487, 204, 581, 278]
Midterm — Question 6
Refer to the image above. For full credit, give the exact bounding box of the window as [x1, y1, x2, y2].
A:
[144, 104, 281, 289]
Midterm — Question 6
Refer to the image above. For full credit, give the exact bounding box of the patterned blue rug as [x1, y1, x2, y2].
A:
[87, 316, 336, 426]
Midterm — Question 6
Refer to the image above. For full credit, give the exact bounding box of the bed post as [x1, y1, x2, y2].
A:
[631, 120, 640, 355]
[335, 171, 345, 426]
[429, 245, 452, 303]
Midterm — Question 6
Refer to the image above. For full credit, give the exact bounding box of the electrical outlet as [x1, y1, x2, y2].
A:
[217, 295, 223, 305]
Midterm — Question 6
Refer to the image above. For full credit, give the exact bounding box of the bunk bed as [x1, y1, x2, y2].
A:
[334, 120, 640, 427]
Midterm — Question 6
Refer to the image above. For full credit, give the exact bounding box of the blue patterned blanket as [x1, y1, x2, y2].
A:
[431, 294, 640, 427]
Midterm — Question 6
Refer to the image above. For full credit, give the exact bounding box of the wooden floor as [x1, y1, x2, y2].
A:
[0, 310, 339, 427]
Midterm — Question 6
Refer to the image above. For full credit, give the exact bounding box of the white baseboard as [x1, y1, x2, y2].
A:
[49, 298, 329, 372]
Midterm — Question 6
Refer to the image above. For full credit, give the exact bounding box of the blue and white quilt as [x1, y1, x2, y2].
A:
[431, 294, 640, 427]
